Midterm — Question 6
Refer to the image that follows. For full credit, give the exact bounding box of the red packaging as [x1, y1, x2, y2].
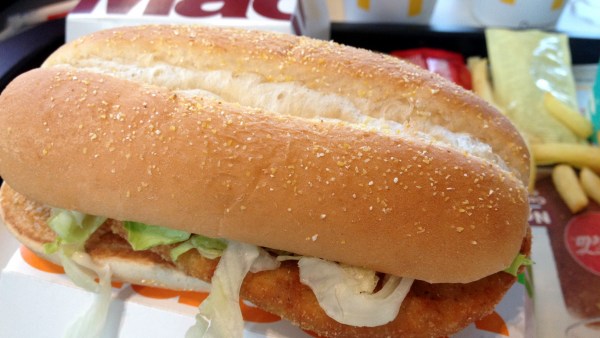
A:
[531, 174, 600, 336]
[391, 48, 472, 90]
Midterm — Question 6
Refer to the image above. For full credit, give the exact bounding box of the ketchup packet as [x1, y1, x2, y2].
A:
[391, 48, 472, 89]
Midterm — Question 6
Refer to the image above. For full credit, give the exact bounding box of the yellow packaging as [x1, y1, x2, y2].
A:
[486, 29, 581, 144]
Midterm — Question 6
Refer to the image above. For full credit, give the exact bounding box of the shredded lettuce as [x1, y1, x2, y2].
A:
[43, 208, 111, 338]
[123, 221, 191, 250]
[339, 264, 379, 294]
[60, 251, 112, 338]
[185, 241, 280, 338]
[504, 254, 534, 277]
[44, 208, 106, 253]
[276, 255, 301, 261]
[249, 246, 280, 273]
[171, 234, 227, 261]
[298, 257, 414, 327]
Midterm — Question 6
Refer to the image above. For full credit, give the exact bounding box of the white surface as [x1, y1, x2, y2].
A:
[531, 226, 571, 338]
[470, 0, 566, 28]
[329, 0, 600, 38]
[0, 248, 312, 338]
[531, 226, 600, 338]
[342, 0, 437, 24]
[0, 272, 306, 338]
[0, 218, 19, 270]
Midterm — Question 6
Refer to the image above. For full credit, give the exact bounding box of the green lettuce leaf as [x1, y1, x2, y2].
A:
[123, 221, 191, 250]
[185, 242, 279, 338]
[59, 251, 112, 338]
[44, 209, 107, 254]
[42, 208, 111, 338]
[171, 234, 227, 261]
[504, 254, 534, 276]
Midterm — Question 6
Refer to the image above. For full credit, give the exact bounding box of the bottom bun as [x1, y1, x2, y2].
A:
[0, 184, 530, 338]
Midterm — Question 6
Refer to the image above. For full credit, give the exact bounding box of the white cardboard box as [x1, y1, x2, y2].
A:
[0, 245, 314, 338]
[66, 0, 330, 42]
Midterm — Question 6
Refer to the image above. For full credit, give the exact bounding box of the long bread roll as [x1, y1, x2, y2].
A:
[41, 25, 530, 185]
[0, 25, 529, 284]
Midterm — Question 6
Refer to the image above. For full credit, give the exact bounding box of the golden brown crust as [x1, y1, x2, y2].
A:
[173, 253, 520, 338]
[0, 68, 529, 283]
[1, 184, 529, 338]
[177, 230, 531, 338]
[43, 25, 529, 185]
[0, 183, 55, 245]
[239, 264, 518, 338]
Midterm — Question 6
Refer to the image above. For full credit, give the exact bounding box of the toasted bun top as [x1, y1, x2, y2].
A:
[42, 24, 530, 185]
[0, 25, 530, 283]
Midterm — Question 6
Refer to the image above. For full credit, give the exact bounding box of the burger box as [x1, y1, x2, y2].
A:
[65, 0, 330, 42]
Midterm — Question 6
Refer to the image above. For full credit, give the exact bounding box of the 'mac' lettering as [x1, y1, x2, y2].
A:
[72, 0, 171, 15]
[175, 0, 251, 18]
[71, 0, 291, 19]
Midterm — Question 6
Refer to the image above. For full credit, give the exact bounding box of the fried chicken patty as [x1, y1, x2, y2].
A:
[1, 184, 530, 338]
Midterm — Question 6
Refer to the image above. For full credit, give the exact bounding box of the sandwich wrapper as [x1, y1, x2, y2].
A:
[0, 222, 532, 337]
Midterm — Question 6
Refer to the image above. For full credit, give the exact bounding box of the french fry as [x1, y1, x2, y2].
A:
[531, 143, 600, 173]
[552, 164, 588, 213]
[543, 92, 594, 139]
[580, 167, 600, 205]
[467, 57, 500, 109]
